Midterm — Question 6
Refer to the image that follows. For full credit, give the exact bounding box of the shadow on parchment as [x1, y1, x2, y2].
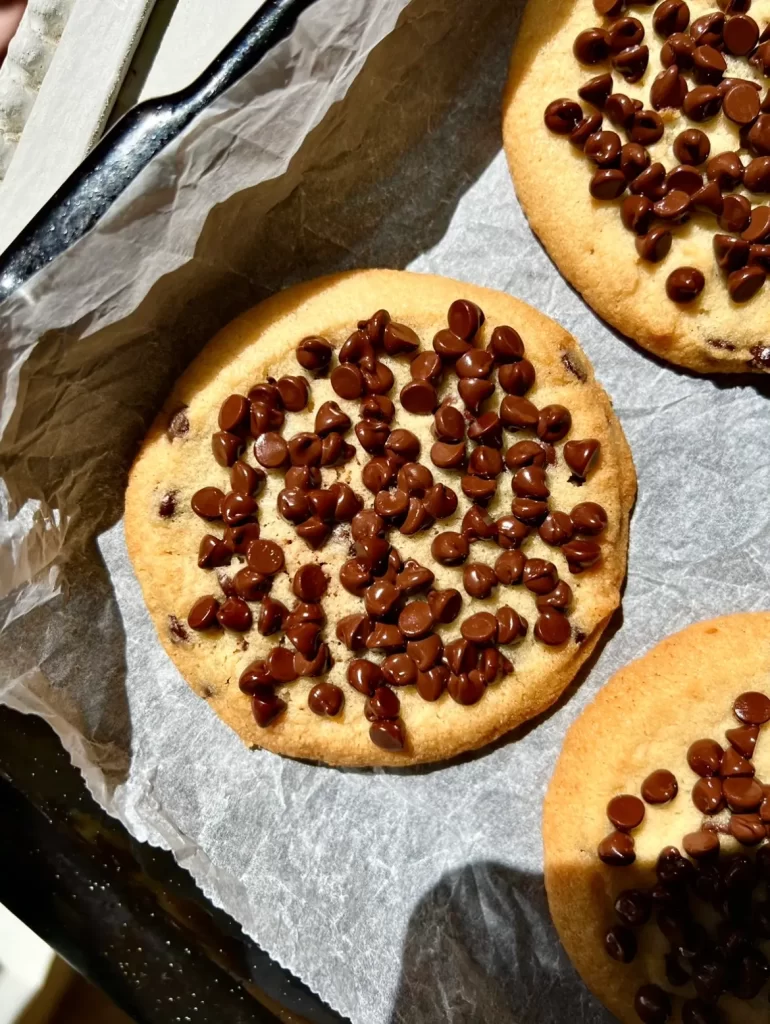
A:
[387, 861, 613, 1024]
[0, 0, 531, 786]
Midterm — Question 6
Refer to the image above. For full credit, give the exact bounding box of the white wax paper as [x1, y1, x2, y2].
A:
[3, 1, 770, 1022]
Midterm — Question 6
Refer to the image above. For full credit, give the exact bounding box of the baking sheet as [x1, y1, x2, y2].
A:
[3, 0, 770, 1022]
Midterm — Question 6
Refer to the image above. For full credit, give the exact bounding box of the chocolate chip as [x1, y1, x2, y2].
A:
[447, 672, 486, 705]
[534, 609, 571, 646]
[456, 349, 495, 380]
[609, 16, 645, 50]
[724, 777, 764, 812]
[562, 538, 602, 571]
[585, 129, 621, 167]
[661, 31, 696, 68]
[430, 532, 469, 567]
[608, 794, 646, 831]
[598, 831, 636, 866]
[212, 430, 244, 467]
[707, 151, 744, 191]
[369, 719, 406, 751]
[693, 43, 726, 85]
[498, 359, 536, 396]
[667, 166, 704, 195]
[407, 353, 440, 385]
[574, 28, 610, 64]
[458, 377, 495, 414]
[416, 666, 448, 702]
[382, 653, 418, 687]
[488, 325, 525, 363]
[159, 492, 177, 518]
[354, 419, 388, 455]
[396, 601, 434, 640]
[274, 376, 308, 413]
[244, 539, 283, 576]
[724, 12, 759, 53]
[605, 925, 637, 963]
[691, 181, 724, 215]
[306, 682, 343, 717]
[256, 597, 287, 636]
[629, 110, 664, 146]
[613, 43, 649, 82]
[510, 499, 549, 526]
[198, 535, 231, 568]
[512, 464, 549, 499]
[347, 658, 383, 696]
[693, 777, 725, 814]
[191, 486, 225, 520]
[730, 814, 767, 845]
[433, 403, 466, 443]
[433, 328, 471, 361]
[687, 738, 723, 777]
[742, 206, 770, 243]
[634, 986, 671, 1024]
[431, 441, 466, 469]
[500, 395, 539, 431]
[222, 491, 258, 526]
[578, 72, 614, 109]
[216, 596, 252, 632]
[629, 162, 667, 198]
[692, 10, 726, 45]
[428, 588, 462, 623]
[636, 226, 673, 262]
[666, 267, 705, 302]
[570, 502, 608, 536]
[744, 156, 770, 193]
[522, 558, 558, 594]
[654, 0, 690, 35]
[187, 595, 220, 631]
[362, 362, 394, 396]
[683, 85, 722, 120]
[448, 299, 485, 341]
[223, 522, 261, 556]
[494, 549, 526, 585]
[336, 614, 374, 652]
[468, 412, 503, 449]
[251, 689, 286, 728]
[328, 364, 363, 400]
[218, 394, 250, 433]
[650, 67, 688, 111]
[289, 564, 325, 603]
[385, 429, 420, 465]
[539, 512, 574, 546]
[536, 405, 571, 443]
[728, 265, 766, 301]
[714, 234, 749, 271]
[642, 770, 679, 804]
[461, 563, 496, 599]
[296, 336, 332, 372]
[364, 686, 401, 723]
[590, 167, 627, 199]
[734, 690, 770, 723]
[726, 724, 758, 757]
[407, 634, 443, 670]
[423, 483, 457, 520]
[613, 891, 651, 930]
[167, 408, 189, 440]
[751, 39, 770, 75]
[721, 746, 754, 776]
[536, 580, 573, 611]
[654, 189, 692, 221]
[382, 322, 420, 356]
[232, 567, 271, 601]
[360, 457, 395, 494]
[364, 580, 402, 620]
[719, 194, 752, 232]
[618, 143, 649, 183]
[674, 129, 710, 167]
[593, 0, 624, 15]
[400, 379, 438, 415]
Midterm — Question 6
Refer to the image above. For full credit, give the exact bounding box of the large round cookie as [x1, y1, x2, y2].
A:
[545, 614, 770, 1023]
[126, 270, 635, 767]
[504, 0, 770, 375]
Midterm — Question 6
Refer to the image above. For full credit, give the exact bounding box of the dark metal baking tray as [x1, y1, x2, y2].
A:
[0, 0, 351, 1019]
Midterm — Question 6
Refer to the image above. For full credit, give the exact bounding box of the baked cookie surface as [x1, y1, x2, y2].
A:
[125, 269, 635, 766]
[545, 614, 770, 1024]
[504, 0, 770, 375]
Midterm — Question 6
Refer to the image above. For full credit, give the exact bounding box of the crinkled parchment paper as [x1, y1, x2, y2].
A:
[3, 1, 770, 1022]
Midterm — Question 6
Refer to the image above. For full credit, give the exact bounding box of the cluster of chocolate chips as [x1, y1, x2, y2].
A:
[598, 690, 770, 1022]
[545, 0, 770, 304]
[173, 298, 608, 753]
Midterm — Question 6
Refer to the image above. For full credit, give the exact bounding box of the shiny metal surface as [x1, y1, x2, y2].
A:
[0, 0, 319, 301]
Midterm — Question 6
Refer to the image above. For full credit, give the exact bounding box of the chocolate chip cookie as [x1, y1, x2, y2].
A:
[544, 613, 770, 1023]
[125, 270, 635, 766]
[505, 0, 770, 374]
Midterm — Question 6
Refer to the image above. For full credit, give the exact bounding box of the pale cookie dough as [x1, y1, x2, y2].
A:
[504, 0, 770, 375]
[545, 614, 770, 1024]
[126, 269, 635, 767]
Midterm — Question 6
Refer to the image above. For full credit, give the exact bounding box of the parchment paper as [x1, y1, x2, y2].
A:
[3, 1, 770, 1022]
